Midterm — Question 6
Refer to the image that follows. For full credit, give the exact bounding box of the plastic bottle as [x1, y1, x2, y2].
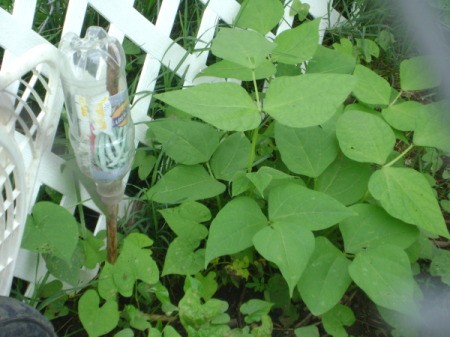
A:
[59, 26, 134, 204]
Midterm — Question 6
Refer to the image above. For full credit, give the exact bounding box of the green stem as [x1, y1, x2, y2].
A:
[383, 143, 414, 168]
[389, 90, 403, 107]
[151, 148, 165, 187]
[205, 161, 214, 178]
[247, 70, 261, 173]
[31, 271, 50, 307]
[252, 70, 262, 112]
[359, 189, 371, 203]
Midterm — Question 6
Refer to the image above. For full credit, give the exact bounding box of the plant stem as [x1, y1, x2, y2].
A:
[106, 204, 119, 263]
[151, 148, 165, 187]
[388, 90, 403, 107]
[252, 70, 262, 112]
[248, 70, 261, 173]
[383, 143, 414, 168]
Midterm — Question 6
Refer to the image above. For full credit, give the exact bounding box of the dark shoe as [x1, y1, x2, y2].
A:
[0, 296, 57, 337]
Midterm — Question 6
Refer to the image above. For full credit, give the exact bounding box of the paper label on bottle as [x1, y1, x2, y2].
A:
[110, 90, 129, 127]
[74, 95, 88, 120]
[74, 95, 90, 138]
[89, 92, 113, 136]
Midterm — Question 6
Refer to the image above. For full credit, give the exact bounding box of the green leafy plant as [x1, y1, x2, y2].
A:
[140, 0, 449, 335]
[12, 0, 449, 336]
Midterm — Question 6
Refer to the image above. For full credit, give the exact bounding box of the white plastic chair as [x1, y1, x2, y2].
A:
[0, 44, 62, 296]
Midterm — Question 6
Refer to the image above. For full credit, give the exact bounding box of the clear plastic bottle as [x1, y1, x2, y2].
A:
[59, 27, 134, 194]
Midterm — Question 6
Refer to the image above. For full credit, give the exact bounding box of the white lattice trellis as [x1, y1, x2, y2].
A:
[0, 0, 346, 297]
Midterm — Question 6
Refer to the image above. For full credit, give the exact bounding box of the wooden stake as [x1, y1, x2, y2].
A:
[105, 43, 120, 264]
[106, 203, 118, 264]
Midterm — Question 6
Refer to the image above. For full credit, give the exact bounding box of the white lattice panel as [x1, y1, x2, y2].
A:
[0, 0, 345, 296]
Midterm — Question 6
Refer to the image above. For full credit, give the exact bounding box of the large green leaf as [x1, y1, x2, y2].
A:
[400, 56, 441, 91]
[349, 244, 419, 314]
[275, 122, 338, 178]
[148, 119, 219, 165]
[381, 101, 421, 131]
[315, 155, 373, 206]
[22, 202, 79, 263]
[154, 83, 260, 131]
[159, 201, 210, 240]
[253, 222, 315, 296]
[264, 74, 355, 128]
[268, 183, 354, 231]
[339, 204, 419, 254]
[162, 238, 204, 276]
[336, 109, 396, 164]
[352, 64, 391, 106]
[113, 239, 159, 297]
[79, 289, 119, 337]
[234, 0, 284, 35]
[210, 132, 251, 181]
[211, 28, 275, 69]
[272, 19, 320, 64]
[322, 304, 355, 337]
[197, 59, 276, 81]
[205, 197, 267, 265]
[368, 167, 449, 238]
[413, 100, 450, 153]
[298, 237, 352, 315]
[146, 165, 225, 204]
[306, 45, 356, 74]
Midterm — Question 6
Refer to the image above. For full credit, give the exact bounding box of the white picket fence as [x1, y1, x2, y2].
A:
[0, 0, 346, 297]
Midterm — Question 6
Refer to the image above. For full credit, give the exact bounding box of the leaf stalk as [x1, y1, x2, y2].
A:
[383, 143, 414, 168]
[248, 70, 262, 173]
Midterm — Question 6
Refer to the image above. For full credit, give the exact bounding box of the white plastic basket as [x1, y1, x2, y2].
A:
[0, 0, 346, 297]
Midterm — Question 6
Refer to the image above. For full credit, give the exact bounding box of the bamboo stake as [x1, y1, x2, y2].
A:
[106, 203, 119, 263]
[105, 44, 120, 264]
